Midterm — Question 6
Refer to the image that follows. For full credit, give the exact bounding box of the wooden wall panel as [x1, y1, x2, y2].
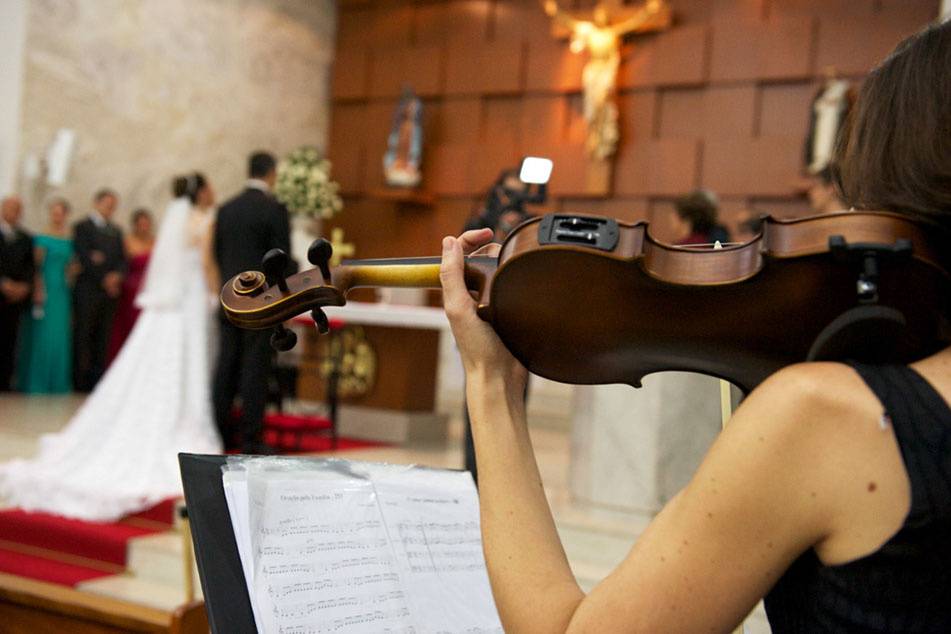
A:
[327, 0, 939, 263]
[427, 144, 475, 196]
[671, 0, 766, 23]
[332, 48, 369, 100]
[747, 135, 806, 197]
[758, 82, 818, 138]
[470, 139, 522, 193]
[492, 0, 557, 43]
[368, 46, 444, 98]
[524, 40, 585, 93]
[327, 104, 367, 194]
[816, 1, 940, 75]
[415, 0, 492, 46]
[701, 87, 757, 139]
[618, 25, 710, 88]
[617, 91, 659, 146]
[614, 139, 700, 196]
[432, 97, 482, 145]
[520, 95, 570, 149]
[540, 143, 597, 197]
[445, 40, 525, 96]
[702, 136, 755, 196]
[710, 17, 816, 82]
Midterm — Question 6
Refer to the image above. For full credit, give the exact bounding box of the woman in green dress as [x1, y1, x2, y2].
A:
[19, 198, 75, 393]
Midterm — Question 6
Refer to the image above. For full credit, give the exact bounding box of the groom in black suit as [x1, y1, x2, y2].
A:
[73, 189, 126, 392]
[213, 151, 293, 452]
[0, 196, 34, 391]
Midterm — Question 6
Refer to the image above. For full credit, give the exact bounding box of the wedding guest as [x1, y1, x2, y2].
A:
[0, 196, 34, 391]
[18, 199, 75, 393]
[213, 151, 293, 452]
[673, 189, 731, 246]
[73, 189, 125, 392]
[106, 208, 155, 364]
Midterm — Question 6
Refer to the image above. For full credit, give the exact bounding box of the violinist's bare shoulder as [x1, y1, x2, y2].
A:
[568, 361, 911, 632]
[726, 361, 911, 567]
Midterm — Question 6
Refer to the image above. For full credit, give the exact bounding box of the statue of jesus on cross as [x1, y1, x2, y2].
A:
[544, 0, 672, 160]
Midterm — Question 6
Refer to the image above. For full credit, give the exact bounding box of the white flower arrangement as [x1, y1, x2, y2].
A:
[275, 147, 343, 219]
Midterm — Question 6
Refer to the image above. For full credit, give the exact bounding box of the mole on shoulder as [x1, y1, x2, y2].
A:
[867, 481, 877, 492]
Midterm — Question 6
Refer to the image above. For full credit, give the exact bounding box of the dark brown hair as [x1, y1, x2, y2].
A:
[131, 208, 152, 225]
[835, 19, 951, 232]
[171, 172, 208, 203]
[675, 189, 719, 234]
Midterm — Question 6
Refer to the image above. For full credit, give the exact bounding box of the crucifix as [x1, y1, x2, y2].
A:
[544, 0, 672, 163]
[328, 227, 355, 267]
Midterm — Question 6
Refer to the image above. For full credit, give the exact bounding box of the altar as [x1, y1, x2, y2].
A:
[288, 301, 458, 444]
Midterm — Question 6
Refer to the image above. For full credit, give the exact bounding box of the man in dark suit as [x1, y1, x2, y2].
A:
[213, 151, 293, 452]
[0, 196, 34, 391]
[73, 189, 126, 392]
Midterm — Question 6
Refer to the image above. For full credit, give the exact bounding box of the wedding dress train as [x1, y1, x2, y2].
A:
[0, 198, 222, 521]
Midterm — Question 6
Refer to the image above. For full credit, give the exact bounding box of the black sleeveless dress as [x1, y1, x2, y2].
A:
[764, 363, 951, 633]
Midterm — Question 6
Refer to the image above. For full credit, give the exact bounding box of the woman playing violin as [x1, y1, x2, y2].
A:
[439, 20, 951, 633]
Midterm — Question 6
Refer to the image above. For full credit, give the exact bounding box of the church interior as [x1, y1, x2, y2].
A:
[1, 1, 949, 632]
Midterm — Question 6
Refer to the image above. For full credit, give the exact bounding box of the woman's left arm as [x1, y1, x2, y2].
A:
[441, 231, 862, 633]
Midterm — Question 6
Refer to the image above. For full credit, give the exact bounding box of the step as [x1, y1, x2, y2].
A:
[0, 509, 157, 567]
[77, 573, 201, 612]
[0, 547, 113, 587]
[125, 532, 201, 589]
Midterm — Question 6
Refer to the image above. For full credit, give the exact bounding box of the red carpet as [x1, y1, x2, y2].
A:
[0, 497, 176, 587]
[0, 547, 111, 586]
[0, 430, 384, 588]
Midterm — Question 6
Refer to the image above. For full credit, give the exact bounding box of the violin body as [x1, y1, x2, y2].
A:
[220, 211, 951, 393]
[483, 212, 949, 392]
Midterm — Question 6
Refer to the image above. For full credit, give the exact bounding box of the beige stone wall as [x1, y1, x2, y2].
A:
[18, 0, 335, 229]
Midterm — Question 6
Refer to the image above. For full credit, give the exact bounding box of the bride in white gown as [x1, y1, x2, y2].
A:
[0, 173, 223, 521]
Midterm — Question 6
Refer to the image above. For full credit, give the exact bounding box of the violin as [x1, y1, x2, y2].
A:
[220, 211, 951, 393]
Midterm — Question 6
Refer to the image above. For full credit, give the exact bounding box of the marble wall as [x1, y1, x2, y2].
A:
[17, 0, 335, 229]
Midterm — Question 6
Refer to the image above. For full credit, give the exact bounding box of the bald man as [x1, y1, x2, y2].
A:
[0, 196, 34, 390]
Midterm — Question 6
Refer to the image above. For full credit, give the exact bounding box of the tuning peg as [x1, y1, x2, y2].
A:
[311, 308, 330, 335]
[262, 248, 290, 292]
[307, 238, 333, 284]
[270, 324, 297, 351]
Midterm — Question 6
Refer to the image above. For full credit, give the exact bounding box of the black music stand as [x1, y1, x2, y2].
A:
[178, 453, 256, 633]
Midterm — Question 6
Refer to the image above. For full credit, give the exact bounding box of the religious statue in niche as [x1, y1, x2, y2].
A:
[383, 87, 424, 188]
[544, 0, 672, 161]
[803, 67, 855, 175]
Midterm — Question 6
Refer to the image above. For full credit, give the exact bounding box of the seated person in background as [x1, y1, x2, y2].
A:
[438, 19, 951, 633]
[673, 189, 731, 246]
[805, 166, 848, 214]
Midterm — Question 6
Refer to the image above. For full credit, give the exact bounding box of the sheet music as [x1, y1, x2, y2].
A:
[223, 458, 502, 634]
[373, 470, 500, 633]
[222, 469, 266, 633]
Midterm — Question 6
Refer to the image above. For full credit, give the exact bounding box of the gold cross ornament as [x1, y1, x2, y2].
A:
[329, 227, 355, 266]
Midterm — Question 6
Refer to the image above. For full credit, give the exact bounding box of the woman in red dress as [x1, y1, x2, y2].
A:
[106, 208, 154, 364]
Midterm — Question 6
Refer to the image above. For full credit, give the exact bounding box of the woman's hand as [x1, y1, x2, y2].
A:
[439, 229, 527, 392]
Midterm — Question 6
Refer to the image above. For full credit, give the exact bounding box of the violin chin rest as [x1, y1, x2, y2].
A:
[807, 304, 911, 364]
